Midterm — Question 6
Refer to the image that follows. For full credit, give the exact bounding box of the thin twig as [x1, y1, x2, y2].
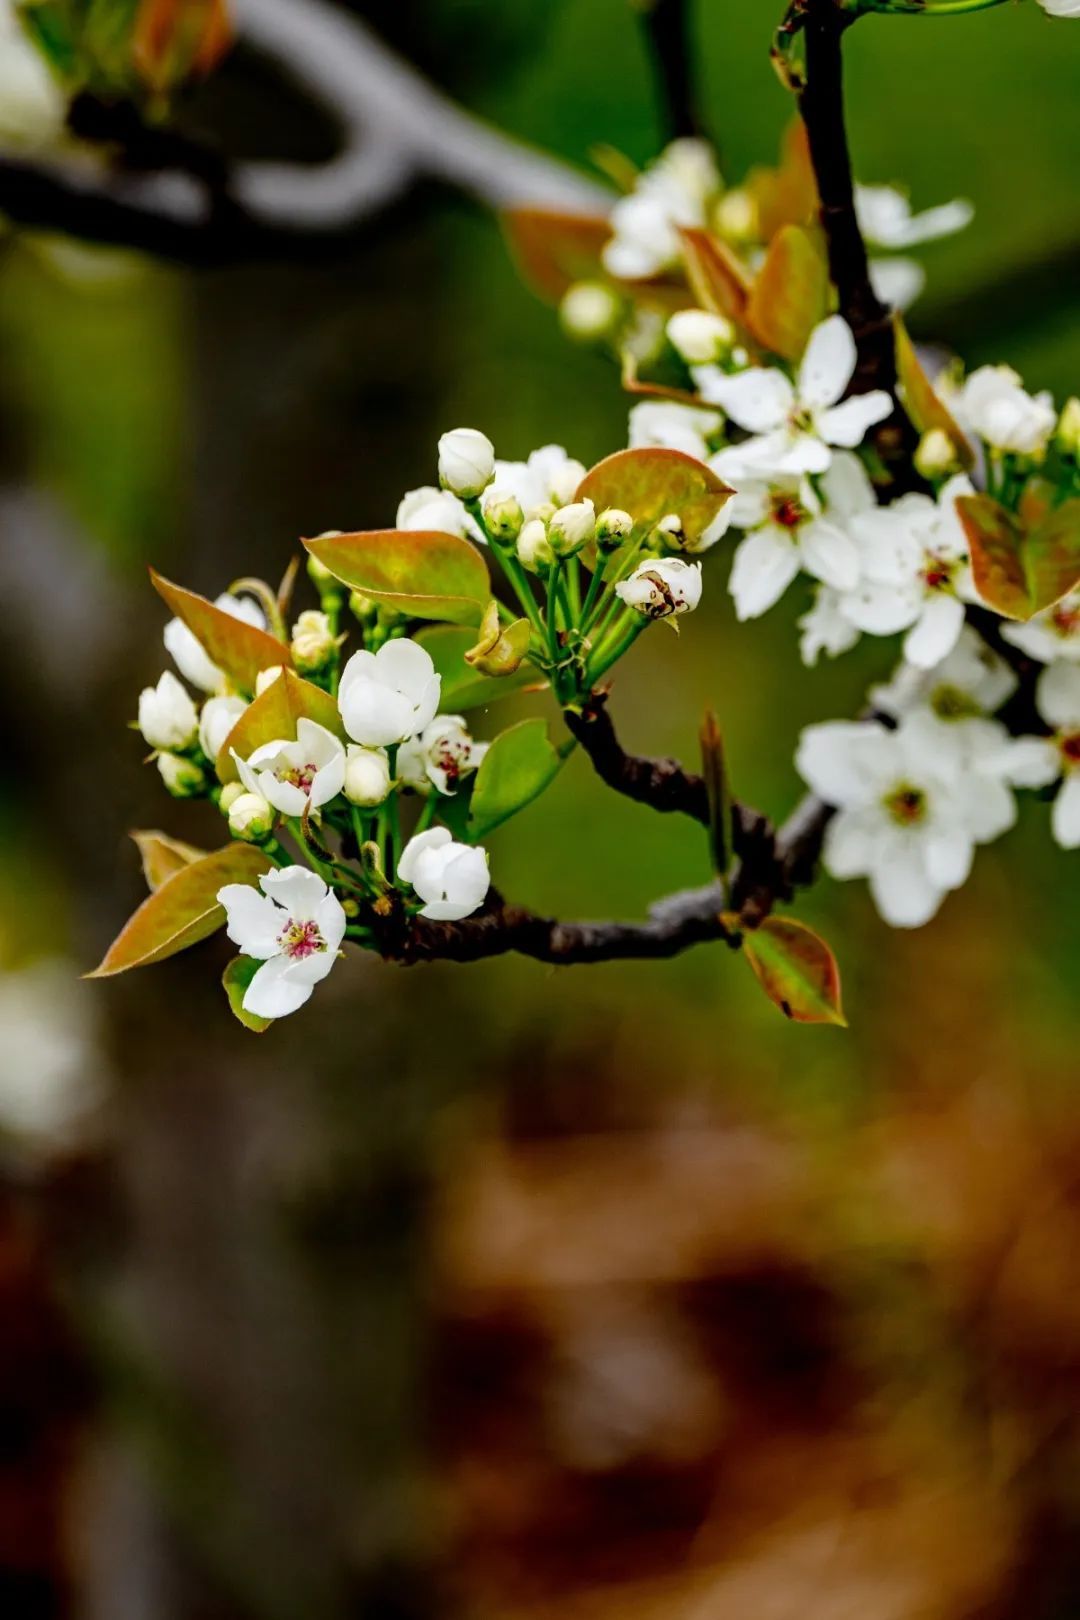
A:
[639, 0, 702, 142]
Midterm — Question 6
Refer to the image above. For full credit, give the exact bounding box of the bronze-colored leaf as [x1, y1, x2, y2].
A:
[150, 570, 290, 695]
[575, 447, 731, 561]
[742, 917, 846, 1026]
[678, 227, 752, 326]
[745, 225, 829, 363]
[131, 830, 208, 892]
[893, 316, 973, 471]
[957, 493, 1080, 621]
[302, 530, 490, 626]
[216, 667, 345, 782]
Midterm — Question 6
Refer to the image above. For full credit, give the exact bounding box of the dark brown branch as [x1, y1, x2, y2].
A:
[563, 691, 710, 821]
[640, 0, 703, 142]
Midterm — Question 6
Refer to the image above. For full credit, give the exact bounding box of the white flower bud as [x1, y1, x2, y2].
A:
[220, 781, 247, 814]
[558, 280, 623, 344]
[137, 671, 198, 752]
[913, 427, 958, 480]
[255, 665, 284, 696]
[596, 508, 634, 550]
[398, 827, 490, 922]
[482, 489, 524, 541]
[228, 791, 274, 842]
[1057, 397, 1080, 457]
[157, 752, 206, 798]
[516, 517, 554, 573]
[615, 557, 703, 619]
[290, 609, 336, 674]
[199, 695, 247, 763]
[548, 499, 595, 558]
[666, 308, 735, 365]
[715, 187, 758, 244]
[438, 427, 495, 499]
[343, 745, 393, 807]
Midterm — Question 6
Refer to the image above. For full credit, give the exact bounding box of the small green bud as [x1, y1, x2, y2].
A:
[349, 590, 378, 624]
[1057, 397, 1080, 458]
[914, 428, 958, 480]
[482, 489, 524, 541]
[595, 508, 634, 551]
[559, 280, 623, 344]
[306, 549, 341, 595]
[548, 499, 595, 558]
[220, 781, 247, 814]
[228, 791, 274, 842]
[157, 752, 206, 799]
[290, 608, 336, 674]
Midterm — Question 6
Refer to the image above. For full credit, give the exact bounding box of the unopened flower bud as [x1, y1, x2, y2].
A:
[349, 590, 377, 624]
[548, 499, 595, 558]
[343, 745, 392, 807]
[559, 280, 623, 344]
[1057, 397, 1080, 457]
[255, 665, 284, 696]
[438, 427, 495, 499]
[482, 490, 524, 541]
[220, 781, 247, 814]
[914, 427, 958, 480]
[306, 550, 341, 594]
[595, 508, 634, 551]
[615, 557, 703, 619]
[290, 609, 336, 674]
[137, 671, 198, 752]
[653, 512, 687, 551]
[715, 187, 758, 244]
[228, 791, 274, 842]
[157, 751, 206, 798]
[516, 517, 554, 573]
[666, 308, 735, 365]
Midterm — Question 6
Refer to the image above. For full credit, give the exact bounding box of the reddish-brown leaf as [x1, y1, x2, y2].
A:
[742, 917, 846, 1026]
[216, 667, 346, 782]
[150, 570, 290, 695]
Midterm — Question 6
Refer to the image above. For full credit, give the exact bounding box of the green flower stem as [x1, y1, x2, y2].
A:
[414, 793, 439, 835]
[545, 560, 563, 665]
[465, 497, 546, 637]
[865, 0, 1008, 13]
[566, 557, 583, 622]
[579, 560, 608, 633]
[586, 612, 647, 685]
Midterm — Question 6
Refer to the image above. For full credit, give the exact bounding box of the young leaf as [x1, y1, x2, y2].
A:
[216, 667, 346, 782]
[88, 844, 273, 978]
[575, 448, 731, 560]
[893, 316, 973, 470]
[415, 625, 538, 710]
[699, 710, 730, 877]
[150, 570, 290, 694]
[741, 917, 846, 1026]
[745, 225, 829, 363]
[468, 719, 564, 839]
[957, 494, 1080, 621]
[222, 956, 274, 1034]
[678, 227, 752, 326]
[303, 530, 489, 626]
[131, 829, 207, 891]
[744, 119, 818, 241]
[502, 207, 613, 303]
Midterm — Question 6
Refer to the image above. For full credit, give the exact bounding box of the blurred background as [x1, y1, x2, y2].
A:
[2, 1, 1079, 1616]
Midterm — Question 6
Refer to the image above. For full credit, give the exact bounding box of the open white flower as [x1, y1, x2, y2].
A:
[1001, 590, 1080, 664]
[137, 671, 199, 752]
[998, 662, 1080, 848]
[796, 710, 1015, 928]
[954, 365, 1056, 456]
[799, 586, 862, 667]
[396, 485, 484, 544]
[486, 444, 587, 519]
[840, 475, 976, 668]
[199, 694, 248, 762]
[163, 592, 267, 695]
[615, 557, 702, 619]
[602, 138, 721, 280]
[398, 715, 488, 796]
[870, 626, 1017, 723]
[438, 428, 495, 499]
[338, 639, 441, 748]
[628, 400, 722, 461]
[234, 718, 346, 816]
[724, 451, 871, 620]
[218, 868, 346, 1020]
[398, 827, 490, 921]
[855, 185, 973, 250]
[699, 316, 892, 476]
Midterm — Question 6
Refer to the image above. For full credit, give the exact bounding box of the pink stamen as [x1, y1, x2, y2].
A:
[280, 761, 317, 794]
[279, 920, 325, 960]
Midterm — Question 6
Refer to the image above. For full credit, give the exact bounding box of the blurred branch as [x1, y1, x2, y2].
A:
[0, 0, 608, 265]
[639, 0, 702, 142]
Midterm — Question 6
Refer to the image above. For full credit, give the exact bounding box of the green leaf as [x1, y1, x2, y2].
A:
[894, 315, 973, 471]
[575, 447, 731, 564]
[216, 667, 345, 782]
[131, 829, 208, 891]
[88, 843, 273, 977]
[741, 917, 847, 1027]
[303, 530, 490, 626]
[956, 494, 1080, 621]
[150, 570, 290, 694]
[468, 719, 564, 839]
[416, 625, 538, 711]
[222, 956, 273, 1033]
[745, 224, 829, 363]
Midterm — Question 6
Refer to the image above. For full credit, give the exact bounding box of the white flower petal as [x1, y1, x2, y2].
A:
[259, 866, 329, 922]
[819, 451, 875, 521]
[799, 519, 860, 593]
[903, 594, 965, 669]
[823, 808, 880, 878]
[1052, 774, 1080, 849]
[702, 368, 794, 433]
[1037, 661, 1080, 731]
[374, 638, 438, 703]
[796, 721, 896, 806]
[817, 391, 893, 448]
[868, 842, 946, 928]
[798, 315, 856, 410]
[243, 956, 315, 1020]
[729, 529, 800, 620]
[397, 827, 451, 886]
[218, 885, 283, 959]
[923, 827, 975, 890]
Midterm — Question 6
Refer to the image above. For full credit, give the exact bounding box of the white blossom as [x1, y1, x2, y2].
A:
[870, 626, 1017, 723]
[954, 365, 1056, 456]
[840, 475, 976, 668]
[438, 427, 495, 499]
[615, 557, 702, 619]
[602, 138, 721, 280]
[559, 280, 623, 343]
[1001, 590, 1080, 664]
[855, 185, 973, 250]
[667, 309, 734, 365]
[700, 316, 892, 476]
[799, 586, 862, 667]
[227, 791, 274, 842]
[486, 445, 587, 519]
[398, 716, 488, 796]
[796, 710, 1015, 928]
[338, 638, 441, 747]
[234, 718, 346, 816]
[163, 592, 267, 695]
[398, 827, 490, 921]
[397, 485, 484, 543]
[999, 663, 1080, 848]
[137, 671, 199, 752]
[343, 745, 392, 807]
[723, 451, 872, 621]
[199, 694, 247, 762]
[548, 499, 596, 557]
[218, 867, 346, 1020]
[290, 609, 336, 673]
[516, 517, 555, 573]
[628, 400, 722, 461]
